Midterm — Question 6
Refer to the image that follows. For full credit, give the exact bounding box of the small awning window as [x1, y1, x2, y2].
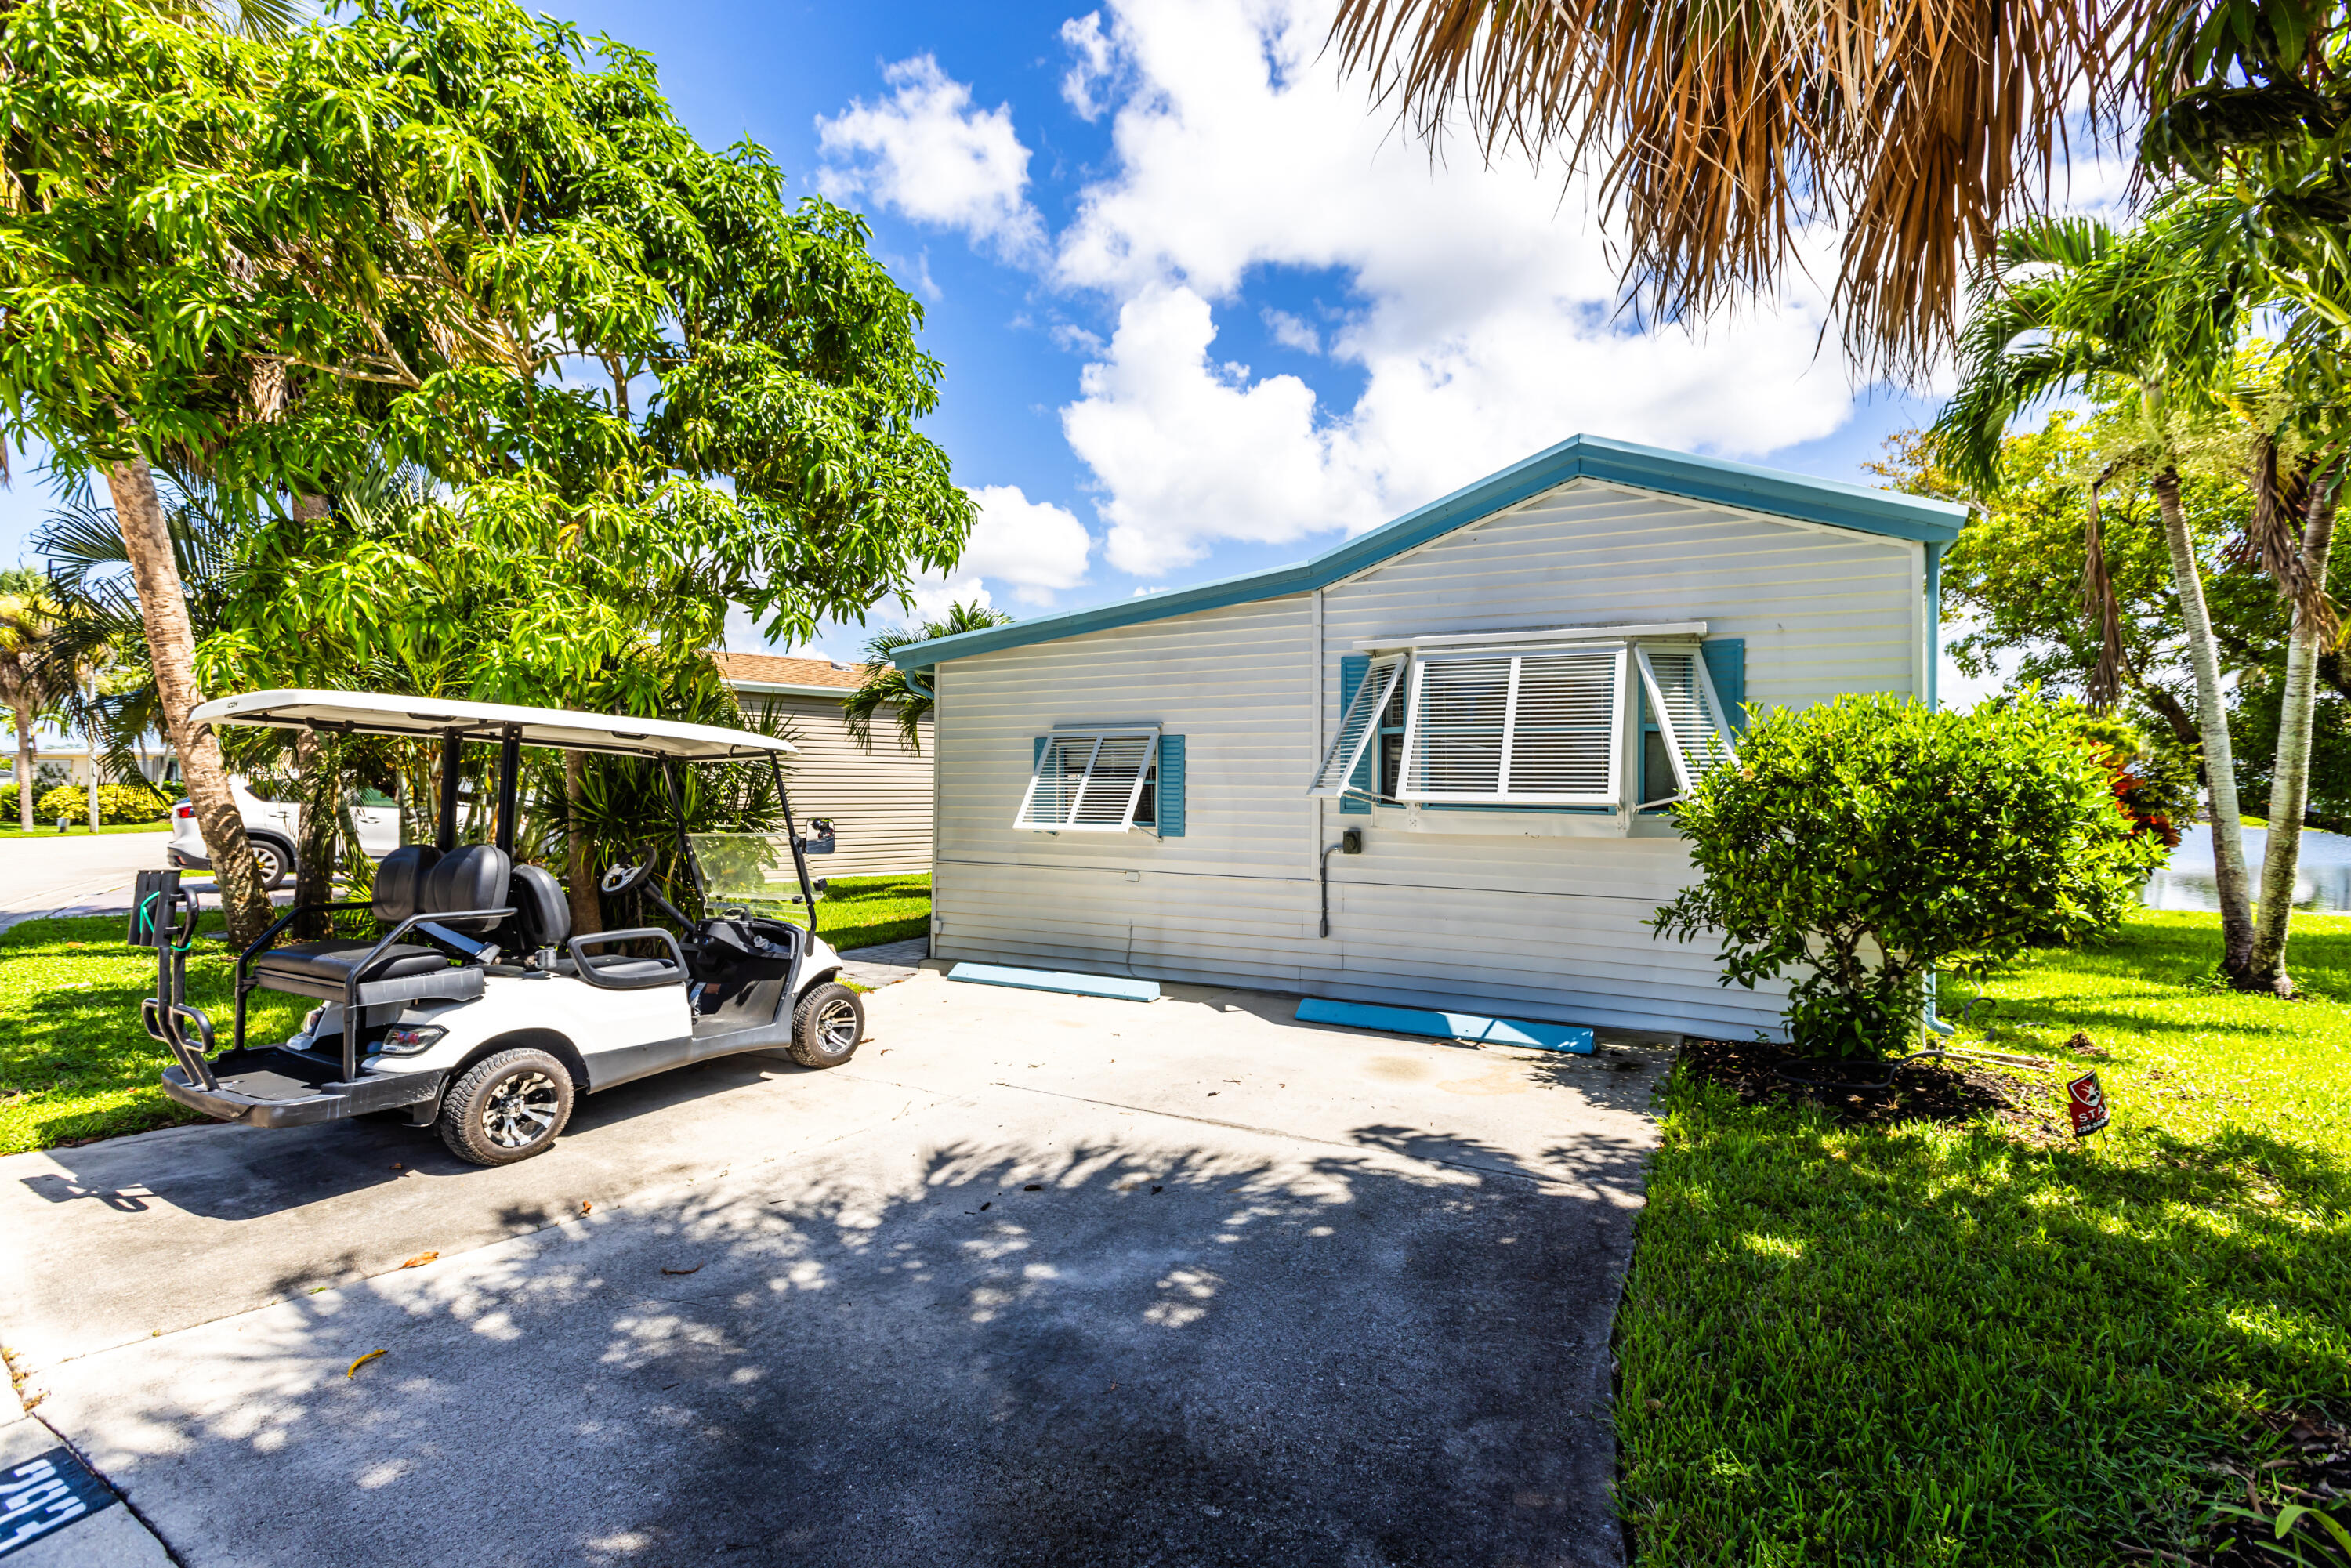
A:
[1016, 730, 1161, 831]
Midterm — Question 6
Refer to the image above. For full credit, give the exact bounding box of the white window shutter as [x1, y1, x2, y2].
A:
[1074, 733, 1157, 827]
[1015, 731, 1162, 831]
[1016, 734, 1097, 828]
[1310, 654, 1404, 795]
[1502, 649, 1622, 802]
[1635, 645, 1735, 802]
[1401, 656, 1511, 797]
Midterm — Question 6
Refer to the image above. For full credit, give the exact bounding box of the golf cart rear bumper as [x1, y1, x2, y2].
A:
[161, 1047, 444, 1128]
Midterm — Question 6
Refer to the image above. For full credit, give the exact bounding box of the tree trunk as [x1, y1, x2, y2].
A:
[564, 749, 601, 939]
[291, 730, 342, 939]
[2244, 471, 2342, 994]
[2153, 466, 2255, 977]
[2133, 683, 2203, 754]
[13, 707, 31, 831]
[103, 453, 273, 944]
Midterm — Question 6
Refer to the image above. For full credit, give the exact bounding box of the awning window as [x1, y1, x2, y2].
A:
[1400, 648, 1625, 806]
[1016, 730, 1161, 831]
[1313, 633, 1737, 812]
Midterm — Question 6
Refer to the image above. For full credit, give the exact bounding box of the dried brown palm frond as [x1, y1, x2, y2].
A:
[1328, 0, 2146, 379]
[2081, 462, 2126, 709]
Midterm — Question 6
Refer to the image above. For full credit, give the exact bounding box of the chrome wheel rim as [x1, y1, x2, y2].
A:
[483, 1070, 560, 1149]
[813, 998, 859, 1053]
[252, 845, 282, 884]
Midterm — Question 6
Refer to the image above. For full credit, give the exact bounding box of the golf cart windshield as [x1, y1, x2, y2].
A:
[691, 832, 814, 918]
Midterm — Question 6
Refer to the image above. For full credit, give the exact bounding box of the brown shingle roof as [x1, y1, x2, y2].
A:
[712, 651, 866, 690]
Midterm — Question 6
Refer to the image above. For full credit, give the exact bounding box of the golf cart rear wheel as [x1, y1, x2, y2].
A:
[438, 1048, 574, 1166]
[787, 983, 864, 1069]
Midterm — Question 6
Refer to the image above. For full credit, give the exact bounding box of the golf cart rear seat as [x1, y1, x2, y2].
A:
[247, 843, 512, 1005]
[503, 862, 688, 990]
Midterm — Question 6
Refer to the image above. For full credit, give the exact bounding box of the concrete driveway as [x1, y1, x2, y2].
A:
[0, 969, 1666, 1567]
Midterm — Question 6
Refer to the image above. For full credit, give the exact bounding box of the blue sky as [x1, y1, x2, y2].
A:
[2, 0, 1960, 668]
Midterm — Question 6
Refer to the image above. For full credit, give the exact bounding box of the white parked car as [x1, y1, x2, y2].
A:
[166, 777, 400, 890]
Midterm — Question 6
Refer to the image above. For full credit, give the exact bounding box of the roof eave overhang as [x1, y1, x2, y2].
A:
[893, 433, 1966, 671]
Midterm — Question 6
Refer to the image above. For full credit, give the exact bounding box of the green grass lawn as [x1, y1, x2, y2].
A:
[0, 822, 169, 837]
[788, 872, 931, 953]
[0, 911, 310, 1155]
[0, 875, 931, 1155]
[1617, 908, 2351, 1566]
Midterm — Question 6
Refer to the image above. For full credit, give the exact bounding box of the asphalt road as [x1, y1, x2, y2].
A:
[0, 831, 176, 933]
[2, 970, 1665, 1567]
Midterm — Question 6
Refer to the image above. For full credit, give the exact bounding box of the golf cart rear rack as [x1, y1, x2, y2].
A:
[132, 868, 465, 1126]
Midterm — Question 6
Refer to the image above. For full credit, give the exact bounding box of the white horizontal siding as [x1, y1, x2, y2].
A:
[746, 692, 933, 878]
[929, 476, 1922, 1040]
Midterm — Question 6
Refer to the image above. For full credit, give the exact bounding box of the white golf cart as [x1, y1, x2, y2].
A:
[129, 690, 863, 1166]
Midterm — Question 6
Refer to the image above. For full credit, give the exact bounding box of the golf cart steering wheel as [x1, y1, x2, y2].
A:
[600, 863, 648, 895]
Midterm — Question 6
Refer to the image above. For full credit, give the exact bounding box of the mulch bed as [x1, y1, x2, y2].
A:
[1677, 1034, 2067, 1137]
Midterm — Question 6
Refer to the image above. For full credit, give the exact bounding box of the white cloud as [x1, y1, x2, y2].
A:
[1060, 13, 1117, 121]
[1262, 307, 1320, 353]
[960, 485, 1095, 604]
[1045, 0, 1867, 574]
[1064, 287, 1379, 574]
[817, 56, 1045, 260]
[900, 573, 994, 626]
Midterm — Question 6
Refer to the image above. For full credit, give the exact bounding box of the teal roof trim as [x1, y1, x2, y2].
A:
[894, 433, 1967, 671]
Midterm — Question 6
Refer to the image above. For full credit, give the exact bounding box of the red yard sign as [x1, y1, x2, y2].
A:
[2067, 1071, 2110, 1138]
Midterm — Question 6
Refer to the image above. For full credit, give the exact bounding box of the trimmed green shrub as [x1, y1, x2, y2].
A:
[1651, 692, 2167, 1058]
[25, 781, 176, 825]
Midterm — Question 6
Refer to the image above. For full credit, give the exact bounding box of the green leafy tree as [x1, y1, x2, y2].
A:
[1651, 694, 2167, 1059]
[1932, 212, 2270, 978]
[1872, 415, 2257, 754]
[1, 0, 974, 940]
[842, 601, 1014, 753]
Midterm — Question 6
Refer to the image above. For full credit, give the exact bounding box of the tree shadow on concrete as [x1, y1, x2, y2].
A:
[45, 1117, 1657, 1568]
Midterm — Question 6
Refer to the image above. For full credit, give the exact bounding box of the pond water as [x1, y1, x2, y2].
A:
[2143, 823, 2351, 914]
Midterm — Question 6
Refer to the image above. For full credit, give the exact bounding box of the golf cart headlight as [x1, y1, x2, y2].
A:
[379, 1024, 446, 1057]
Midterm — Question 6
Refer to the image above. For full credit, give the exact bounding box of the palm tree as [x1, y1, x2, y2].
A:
[1326, 0, 2347, 375]
[0, 571, 71, 831]
[1933, 213, 2263, 976]
[842, 602, 1014, 753]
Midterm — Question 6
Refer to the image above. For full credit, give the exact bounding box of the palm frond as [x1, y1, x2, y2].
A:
[1328, 0, 2143, 378]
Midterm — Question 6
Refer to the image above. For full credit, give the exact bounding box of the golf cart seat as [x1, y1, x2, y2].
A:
[248, 844, 509, 1001]
[505, 862, 686, 987]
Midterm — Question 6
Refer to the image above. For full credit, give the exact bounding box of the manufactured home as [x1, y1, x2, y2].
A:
[892, 435, 1966, 1041]
[714, 653, 933, 879]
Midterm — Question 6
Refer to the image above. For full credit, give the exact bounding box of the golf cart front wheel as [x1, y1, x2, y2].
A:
[438, 1048, 574, 1166]
[788, 983, 864, 1069]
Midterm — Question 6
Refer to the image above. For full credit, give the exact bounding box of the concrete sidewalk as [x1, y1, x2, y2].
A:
[1, 969, 1667, 1566]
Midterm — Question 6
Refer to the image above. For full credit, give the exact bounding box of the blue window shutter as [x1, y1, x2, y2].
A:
[1157, 736, 1185, 836]
[1337, 654, 1371, 815]
[1702, 639, 1746, 732]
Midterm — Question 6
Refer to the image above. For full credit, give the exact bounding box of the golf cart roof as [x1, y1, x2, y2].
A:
[190, 689, 797, 762]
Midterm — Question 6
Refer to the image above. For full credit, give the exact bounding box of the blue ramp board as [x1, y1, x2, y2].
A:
[1295, 997, 1595, 1054]
[947, 962, 1161, 1003]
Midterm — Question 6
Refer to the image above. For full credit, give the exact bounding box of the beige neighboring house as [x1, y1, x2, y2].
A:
[714, 652, 933, 880]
